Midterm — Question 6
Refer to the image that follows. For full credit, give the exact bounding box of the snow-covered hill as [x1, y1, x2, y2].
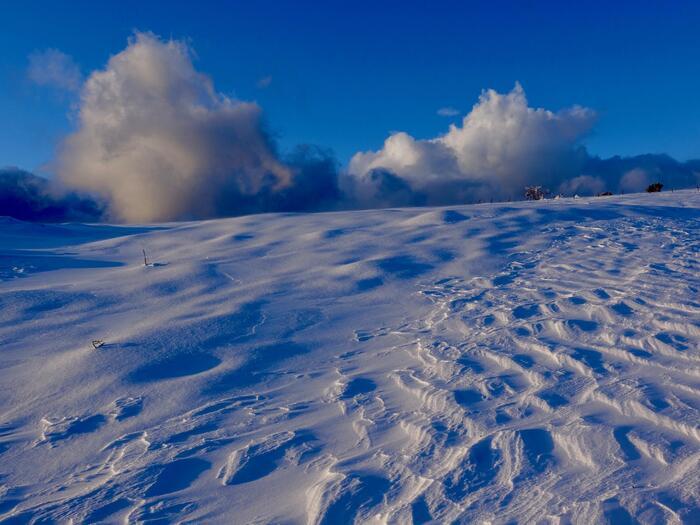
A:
[0, 191, 698, 524]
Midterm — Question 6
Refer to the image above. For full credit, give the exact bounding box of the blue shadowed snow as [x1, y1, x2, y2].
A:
[0, 191, 698, 523]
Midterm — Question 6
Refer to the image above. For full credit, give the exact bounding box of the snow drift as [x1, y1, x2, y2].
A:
[0, 190, 698, 523]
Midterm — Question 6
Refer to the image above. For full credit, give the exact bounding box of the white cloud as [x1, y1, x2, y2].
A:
[558, 174, 605, 196]
[28, 49, 82, 92]
[437, 106, 460, 117]
[348, 83, 597, 204]
[619, 168, 651, 193]
[257, 75, 272, 89]
[57, 33, 294, 222]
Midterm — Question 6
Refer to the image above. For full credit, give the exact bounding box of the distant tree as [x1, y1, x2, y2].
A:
[646, 182, 663, 193]
[597, 191, 613, 196]
[525, 186, 547, 200]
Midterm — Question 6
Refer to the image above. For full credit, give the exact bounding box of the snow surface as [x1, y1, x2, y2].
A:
[0, 191, 699, 524]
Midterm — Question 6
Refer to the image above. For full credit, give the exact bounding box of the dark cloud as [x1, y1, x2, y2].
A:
[0, 167, 103, 222]
[202, 145, 341, 216]
[580, 154, 700, 194]
[340, 168, 427, 209]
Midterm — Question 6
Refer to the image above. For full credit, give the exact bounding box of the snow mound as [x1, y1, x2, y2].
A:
[0, 191, 698, 523]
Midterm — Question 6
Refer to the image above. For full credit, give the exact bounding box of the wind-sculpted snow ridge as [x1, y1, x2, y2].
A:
[0, 191, 698, 524]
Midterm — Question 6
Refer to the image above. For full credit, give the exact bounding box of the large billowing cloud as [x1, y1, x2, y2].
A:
[347, 84, 597, 205]
[347, 84, 699, 205]
[57, 32, 337, 223]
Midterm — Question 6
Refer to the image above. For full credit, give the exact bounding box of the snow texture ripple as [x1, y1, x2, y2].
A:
[0, 191, 698, 523]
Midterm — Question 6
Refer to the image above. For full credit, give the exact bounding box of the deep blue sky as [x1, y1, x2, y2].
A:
[2, 0, 700, 174]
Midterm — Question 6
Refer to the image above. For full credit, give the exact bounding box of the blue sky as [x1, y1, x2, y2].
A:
[2, 0, 700, 174]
